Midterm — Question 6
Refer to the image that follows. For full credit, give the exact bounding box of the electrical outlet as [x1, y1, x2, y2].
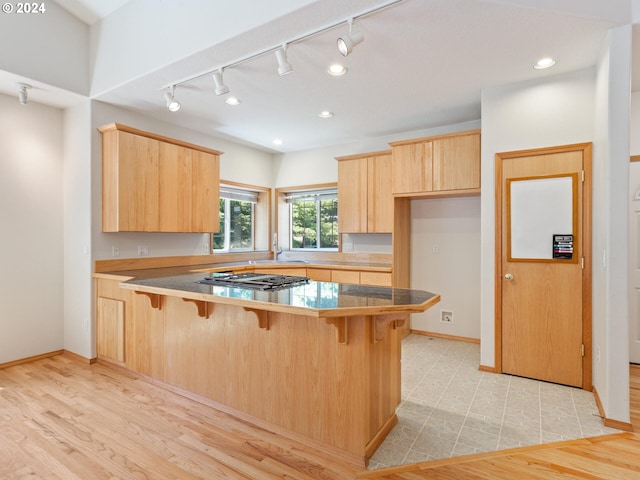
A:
[138, 245, 149, 256]
[202, 242, 210, 254]
[432, 244, 439, 254]
[596, 345, 600, 363]
[440, 310, 453, 323]
[111, 245, 119, 257]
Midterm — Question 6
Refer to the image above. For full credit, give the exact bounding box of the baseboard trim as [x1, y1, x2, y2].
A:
[592, 386, 634, 432]
[410, 330, 480, 344]
[479, 365, 499, 373]
[63, 350, 97, 365]
[0, 349, 64, 369]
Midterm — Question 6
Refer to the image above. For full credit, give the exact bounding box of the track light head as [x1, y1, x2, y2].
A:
[212, 70, 229, 96]
[337, 19, 364, 57]
[275, 45, 293, 76]
[17, 83, 31, 105]
[164, 85, 181, 112]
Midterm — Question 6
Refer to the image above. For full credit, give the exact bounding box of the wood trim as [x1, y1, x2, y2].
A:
[335, 150, 392, 161]
[0, 350, 64, 369]
[582, 143, 593, 391]
[98, 122, 223, 155]
[410, 329, 480, 344]
[479, 365, 499, 373]
[592, 387, 634, 431]
[494, 143, 592, 389]
[275, 182, 337, 194]
[630, 155, 640, 162]
[393, 188, 481, 199]
[364, 413, 398, 460]
[388, 128, 481, 148]
[356, 432, 635, 478]
[494, 142, 593, 159]
[494, 152, 504, 374]
[63, 350, 97, 365]
[505, 173, 580, 264]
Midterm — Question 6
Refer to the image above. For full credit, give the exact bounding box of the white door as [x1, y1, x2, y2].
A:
[630, 161, 640, 364]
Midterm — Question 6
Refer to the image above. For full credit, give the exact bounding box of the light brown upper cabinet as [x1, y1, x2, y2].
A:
[390, 129, 481, 196]
[336, 150, 393, 233]
[100, 123, 221, 232]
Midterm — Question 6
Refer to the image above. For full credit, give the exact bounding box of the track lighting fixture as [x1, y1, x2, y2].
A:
[275, 44, 293, 76]
[337, 19, 364, 57]
[160, 0, 403, 112]
[17, 83, 31, 105]
[164, 85, 181, 112]
[212, 69, 229, 95]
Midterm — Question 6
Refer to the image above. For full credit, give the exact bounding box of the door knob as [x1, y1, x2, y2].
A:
[504, 273, 514, 280]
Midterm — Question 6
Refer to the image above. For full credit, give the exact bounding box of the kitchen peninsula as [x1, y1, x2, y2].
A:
[101, 268, 439, 467]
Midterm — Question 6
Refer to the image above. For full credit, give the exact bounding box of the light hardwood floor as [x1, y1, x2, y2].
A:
[0, 354, 361, 480]
[1, 354, 639, 479]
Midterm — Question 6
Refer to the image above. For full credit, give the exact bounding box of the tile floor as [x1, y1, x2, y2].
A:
[368, 335, 622, 469]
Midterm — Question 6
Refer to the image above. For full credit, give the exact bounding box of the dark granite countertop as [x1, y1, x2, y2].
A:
[120, 272, 440, 318]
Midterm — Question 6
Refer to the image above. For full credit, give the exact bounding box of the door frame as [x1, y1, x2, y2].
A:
[494, 142, 593, 390]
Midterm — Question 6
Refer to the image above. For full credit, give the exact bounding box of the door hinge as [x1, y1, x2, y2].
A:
[581, 257, 584, 269]
[582, 170, 585, 182]
[581, 344, 585, 357]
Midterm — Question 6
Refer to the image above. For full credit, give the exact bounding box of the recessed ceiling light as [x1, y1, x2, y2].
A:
[328, 64, 347, 76]
[534, 57, 556, 70]
[272, 138, 283, 146]
[318, 111, 334, 118]
[225, 97, 241, 106]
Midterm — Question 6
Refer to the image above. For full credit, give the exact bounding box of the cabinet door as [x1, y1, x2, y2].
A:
[96, 277, 131, 365]
[97, 297, 125, 363]
[158, 141, 192, 232]
[331, 270, 360, 284]
[391, 142, 433, 194]
[360, 271, 392, 287]
[191, 150, 220, 233]
[433, 133, 480, 191]
[118, 131, 160, 231]
[306, 268, 331, 281]
[338, 158, 367, 233]
[367, 154, 393, 233]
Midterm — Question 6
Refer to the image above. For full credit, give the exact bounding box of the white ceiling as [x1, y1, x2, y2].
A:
[11, 0, 639, 153]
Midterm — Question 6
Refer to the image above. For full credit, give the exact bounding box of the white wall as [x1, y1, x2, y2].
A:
[0, 2, 89, 95]
[63, 101, 93, 359]
[0, 93, 64, 363]
[591, 26, 631, 423]
[90, 0, 317, 96]
[479, 68, 596, 369]
[410, 197, 481, 338]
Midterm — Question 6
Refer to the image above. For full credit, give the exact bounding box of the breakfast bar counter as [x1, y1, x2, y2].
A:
[102, 272, 440, 467]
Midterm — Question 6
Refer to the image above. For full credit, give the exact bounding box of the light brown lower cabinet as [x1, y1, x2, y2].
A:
[96, 277, 128, 365]
[255, 267, 393, 287]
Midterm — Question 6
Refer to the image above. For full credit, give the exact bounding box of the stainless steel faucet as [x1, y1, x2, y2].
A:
[273, 233, 282, 260]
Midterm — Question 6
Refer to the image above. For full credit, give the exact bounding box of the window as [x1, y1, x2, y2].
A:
[285, 188, 338, 250]
[213, 186, 258, 252]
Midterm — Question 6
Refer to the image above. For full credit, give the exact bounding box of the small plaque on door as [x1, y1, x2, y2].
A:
[553, 234, 573, 259]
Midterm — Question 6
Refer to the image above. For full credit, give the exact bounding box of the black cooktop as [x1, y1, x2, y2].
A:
[197, 272, 310, 290]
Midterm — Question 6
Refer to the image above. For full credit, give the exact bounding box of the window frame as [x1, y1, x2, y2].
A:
[212, 180, 271, 254]
[276, 183, 339, 252]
